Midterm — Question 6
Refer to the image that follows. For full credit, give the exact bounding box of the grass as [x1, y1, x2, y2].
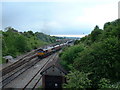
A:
[0, 58, 6, 64]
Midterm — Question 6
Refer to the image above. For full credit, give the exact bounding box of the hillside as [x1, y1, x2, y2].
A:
[60, 19, 120, 88]
[1, 27, 57, 63]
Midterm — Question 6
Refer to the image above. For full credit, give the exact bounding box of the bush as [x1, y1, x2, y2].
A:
[98, 78, 111, 88]
[63, 70, 91, 88]
[60, 44, 84, 70]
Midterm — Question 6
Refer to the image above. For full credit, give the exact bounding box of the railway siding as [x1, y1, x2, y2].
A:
[4, 53, 59, 88]
[1, 41, 70, 88]
[1, 53, 37, 76]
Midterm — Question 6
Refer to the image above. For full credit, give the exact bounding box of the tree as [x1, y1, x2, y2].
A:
[15, 35, 28, 53]
[63, 70, 91, 88]
[74, 37, 120, 84]
[98, 78, 111, 88]
[60, 18, 120, 88]
[90, 25, 102, 42]
[60, 45, 84, 70]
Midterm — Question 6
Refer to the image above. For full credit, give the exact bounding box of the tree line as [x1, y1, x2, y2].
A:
[1, 27, 57, 63]
[60, 19, 120, 88]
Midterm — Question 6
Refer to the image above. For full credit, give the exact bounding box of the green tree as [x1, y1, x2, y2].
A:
[60, 45, 84, 70]
[98, 78, 111, 88]
[60, 19, 120, 88]
[15, 35, 28, 53]
[90, 25, 102, 42]
[74, 37, 120, 86]
[63, 70, 91, 88]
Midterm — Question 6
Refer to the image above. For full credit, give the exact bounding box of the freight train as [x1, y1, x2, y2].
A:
[36, 42, 67, 59]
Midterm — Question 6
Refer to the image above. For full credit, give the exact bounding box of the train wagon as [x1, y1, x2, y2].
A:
[37, 42, 67, 59]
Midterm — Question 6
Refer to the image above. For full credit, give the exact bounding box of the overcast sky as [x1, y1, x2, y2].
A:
[1, 0, 119, 37]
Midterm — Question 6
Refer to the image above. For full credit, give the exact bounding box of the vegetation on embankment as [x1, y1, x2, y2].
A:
[1, 27, 57, 63]
[60, 19, 120, 88]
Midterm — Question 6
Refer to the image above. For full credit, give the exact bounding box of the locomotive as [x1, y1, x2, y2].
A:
[36, 43, 67, 59]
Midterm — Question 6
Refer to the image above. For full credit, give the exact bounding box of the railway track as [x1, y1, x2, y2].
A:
[23, 53, 58, 89]
[1, 42, 63, 77]
[1, 57, 38, 88]
[2, 52, 59, 88]
[0, 53, 37, 83]
[1, 42, 65, 88]
[2, 56, 37, 81]
[1, 50, 37, 77]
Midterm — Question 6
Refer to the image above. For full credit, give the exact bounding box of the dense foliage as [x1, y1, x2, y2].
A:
[60, 19, 120, 88]
[63, 70, 91, 88]
[1, 27, 57, 63]
[60, 44, 84, 70]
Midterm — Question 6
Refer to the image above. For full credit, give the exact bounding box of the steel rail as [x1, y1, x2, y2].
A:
[22, 53, 57, 89]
